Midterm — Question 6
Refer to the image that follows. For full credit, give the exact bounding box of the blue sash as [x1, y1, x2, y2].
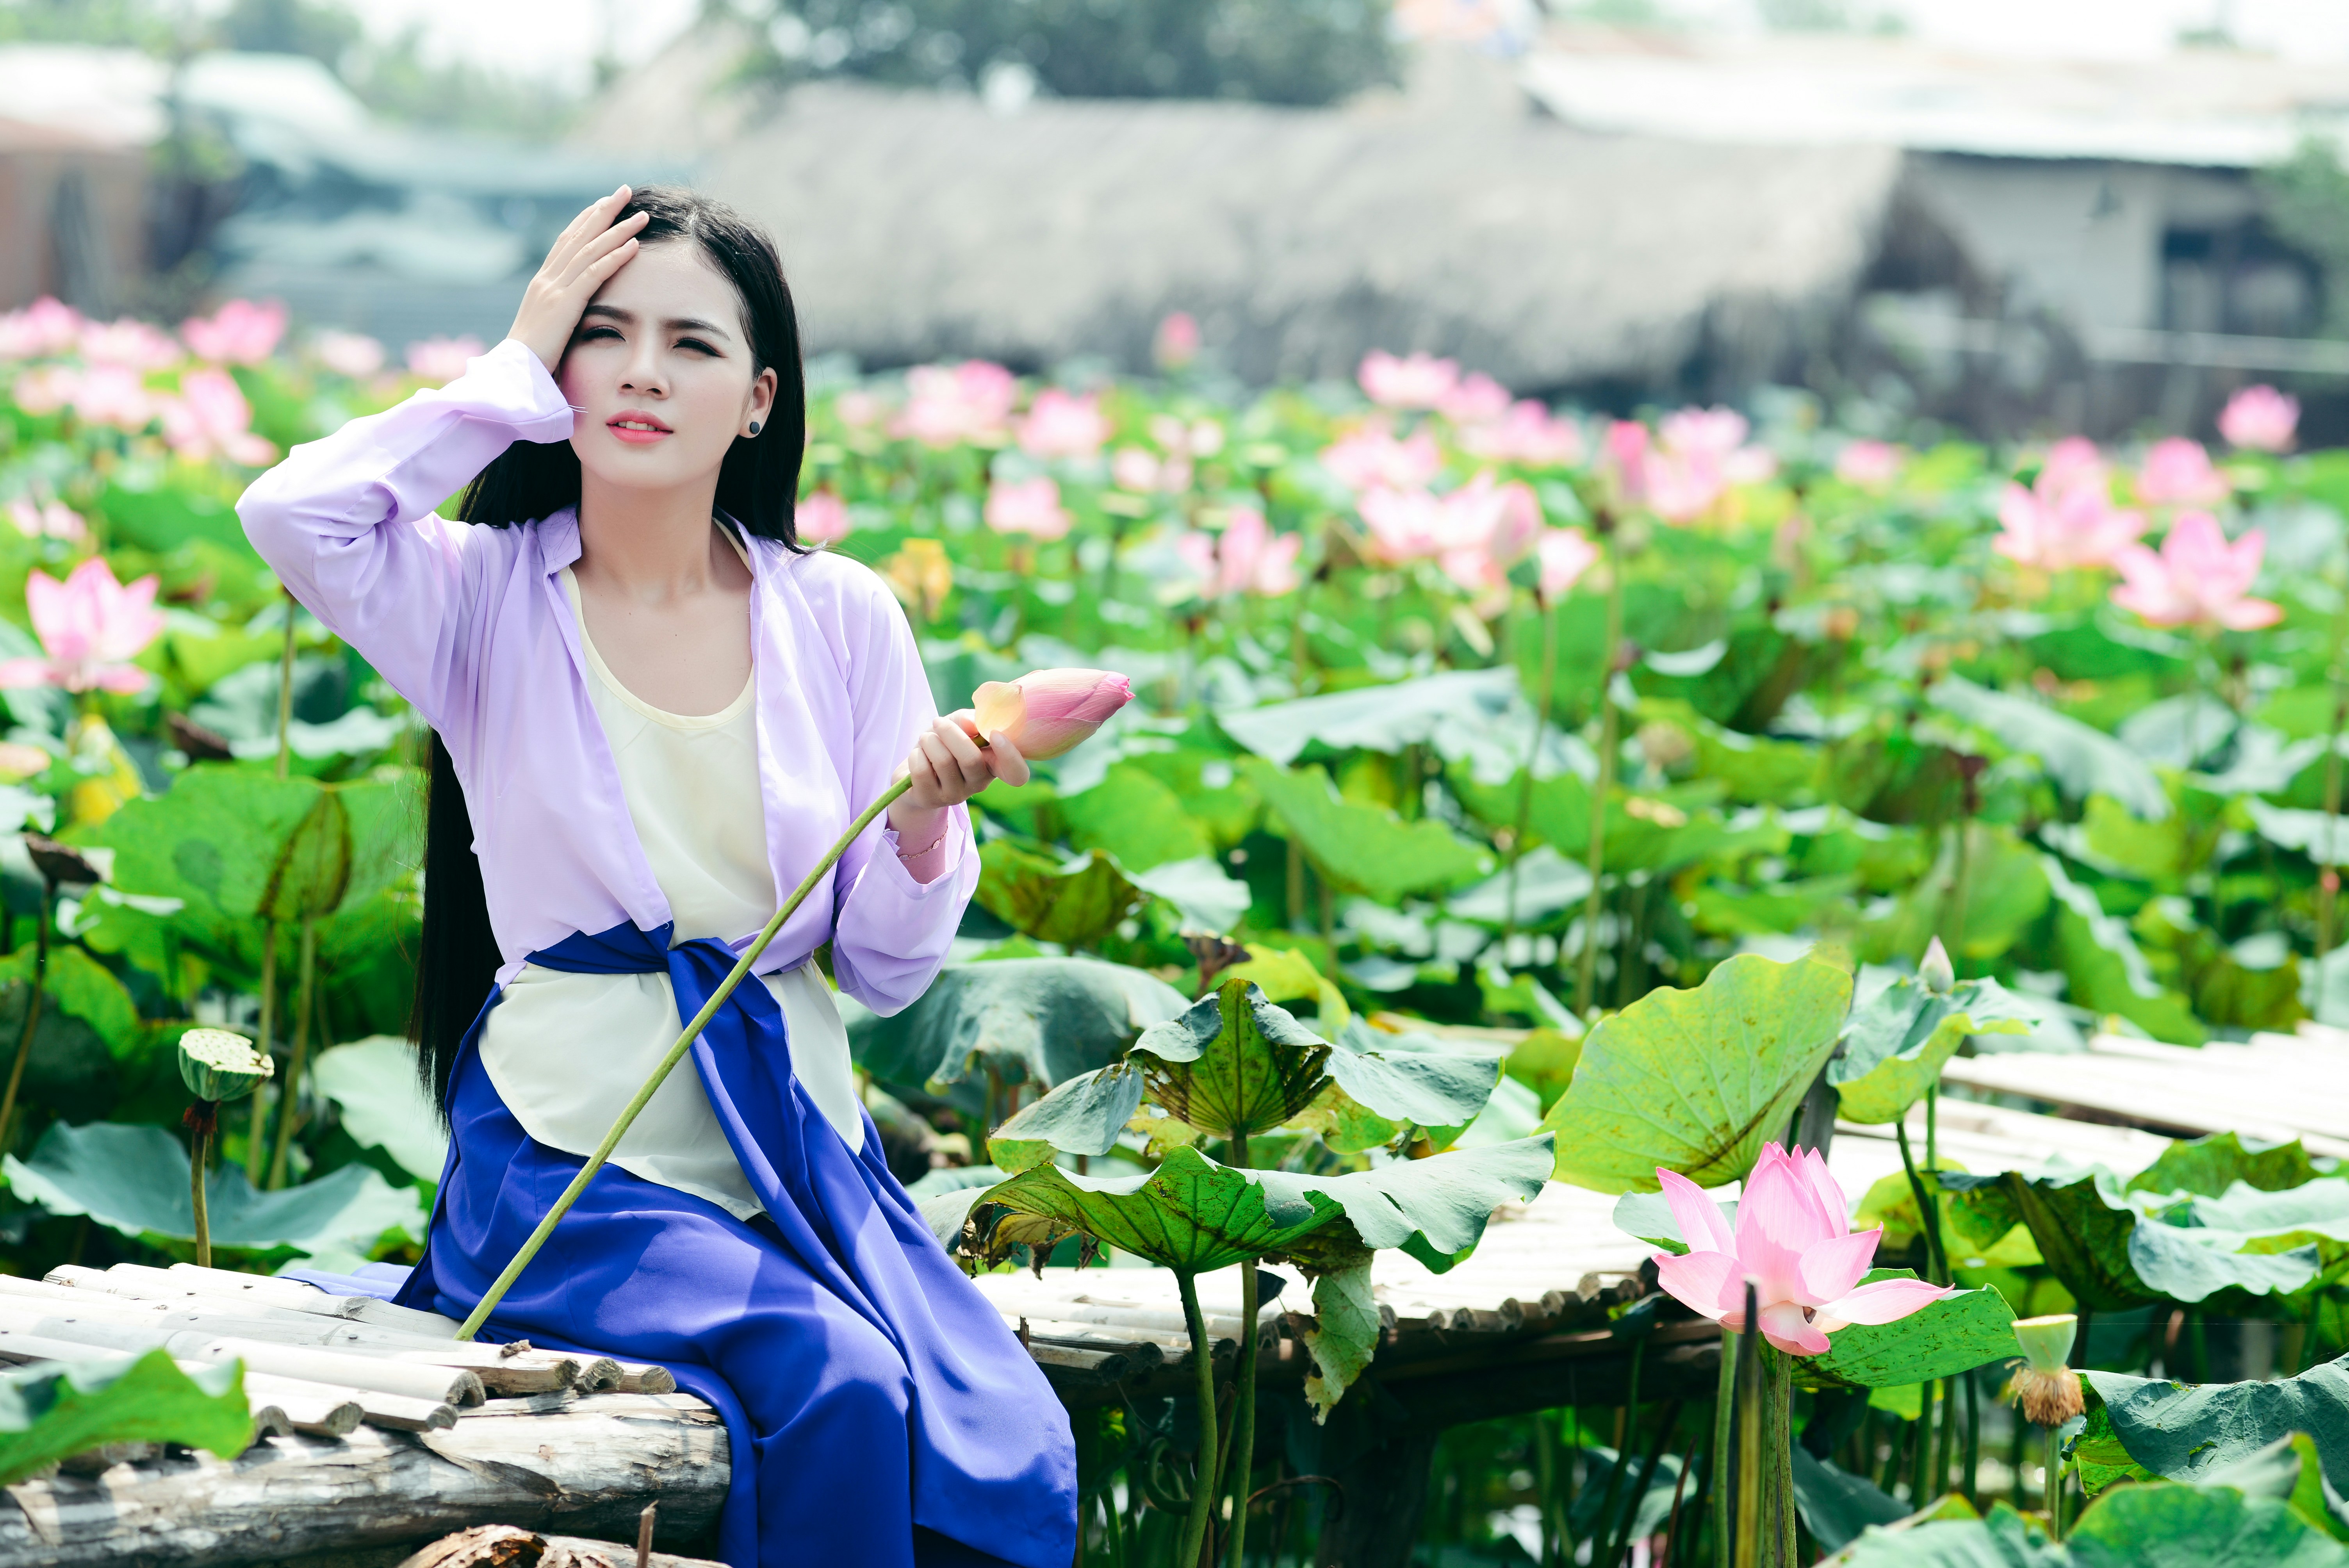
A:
[387, 922, 1075, 1568]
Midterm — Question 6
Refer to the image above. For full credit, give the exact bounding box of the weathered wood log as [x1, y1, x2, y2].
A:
[51, 1263, 464, 1339]
[0, 1393, 727, 1567]
[396, 1523, 727, 1568]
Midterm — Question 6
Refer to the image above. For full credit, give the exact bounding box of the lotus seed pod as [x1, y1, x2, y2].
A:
[2005, 1313, 2084, 1427]
[2013, 1312, 2078, 1372]
[176, 1028, 273, 1104]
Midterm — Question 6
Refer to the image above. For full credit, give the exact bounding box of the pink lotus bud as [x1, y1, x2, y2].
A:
[968, 668, 1134, 761]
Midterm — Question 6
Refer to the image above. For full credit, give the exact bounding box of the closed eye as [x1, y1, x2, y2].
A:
[577, 324, 623, 342]
[677, 337, 719, 356]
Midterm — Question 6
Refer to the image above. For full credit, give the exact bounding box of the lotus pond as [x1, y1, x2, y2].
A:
[4, 299, 2349, 1563]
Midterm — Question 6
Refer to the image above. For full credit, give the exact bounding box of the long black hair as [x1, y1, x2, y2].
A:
[413, 186, 809, 1116]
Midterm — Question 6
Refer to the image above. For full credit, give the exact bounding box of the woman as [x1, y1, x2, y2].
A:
[239, 186, 1076, 1568]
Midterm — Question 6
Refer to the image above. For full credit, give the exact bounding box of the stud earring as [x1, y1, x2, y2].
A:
[747, 421, 761, 436]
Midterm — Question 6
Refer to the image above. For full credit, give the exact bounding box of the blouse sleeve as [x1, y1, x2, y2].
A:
[825, 570, 978, 1017]
[235, 338, 575, 731]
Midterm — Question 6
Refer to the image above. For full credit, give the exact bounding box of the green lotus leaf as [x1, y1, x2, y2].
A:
[1799, 1270, 2018, 1392]
[1833, 974, 2037, 1124]
[987, 1060, 1146, 1169]
[1134, 980, 1331, 1147]
[848, 956, 1187, 1098]
[976, 1144, 1340, 1274]
[2041, 856, 2206, 1046]
[175, 1027, 272, 1103]
[2081, 1363, 2349, 1500]
[0, 1350, 252, 1486]
[1241, 757, 1490, 903]
[973, 841, 1149, 948]
[2, 1120, 424, 1263]
[1928, 674, 2170, 821]
[1319, 1017, 1506, 1131]
[2127, 1133, 2322, 1199]
[1540, 951, 1852, 1191]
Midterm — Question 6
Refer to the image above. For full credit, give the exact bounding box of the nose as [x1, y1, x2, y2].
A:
[619, 338, 668, 398]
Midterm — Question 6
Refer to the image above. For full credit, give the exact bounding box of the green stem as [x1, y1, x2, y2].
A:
[1576, 533, 1624, 1017]
[1604, 1401, 1681, 1568]
[1930, 1377, 1954, 1506]
[0, 890, 48, 1153]
[1768, 1354, 1793, 1568]
[245, 923, 277, 1183]
[267, 914, 318, 1190]
[1536, 1411, 1560, 1568]
[454, 774, 914, 1340]
[1222, 1262, 1258, 1568]
[1895, 1118, 1948, 1286]
[2044, 1423, 2064, 1541]
[1712, 1326, 1737, 1568]
[1593, 1338, 1647, 1567]
[189, 1117, 210, 1269]
[1963, 1371, 1981, 1505]
[1504, 595, 1560, 944]
[1176, 1270, 1219, 1568]
[2319, 595, 2347, 985]
[1910, 1376, 1934, 1505]
[1734, 1292, 1762, 1568]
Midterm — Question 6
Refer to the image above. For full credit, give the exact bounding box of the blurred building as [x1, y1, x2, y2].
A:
[0, 44, 661, 349]
[577, 18, 2349, 437]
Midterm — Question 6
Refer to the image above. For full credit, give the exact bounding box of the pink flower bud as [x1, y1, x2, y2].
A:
[968, 668, 1134, 760]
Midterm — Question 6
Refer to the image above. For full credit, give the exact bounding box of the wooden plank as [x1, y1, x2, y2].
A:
[0, 1393, 726, 1567]
[158, 1264, 465, 1337]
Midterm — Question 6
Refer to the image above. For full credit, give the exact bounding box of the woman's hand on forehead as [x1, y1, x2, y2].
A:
[509, 187, 651, 372]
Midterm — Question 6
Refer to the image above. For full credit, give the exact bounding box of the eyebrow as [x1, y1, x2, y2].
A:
[578, 303, 735, 342]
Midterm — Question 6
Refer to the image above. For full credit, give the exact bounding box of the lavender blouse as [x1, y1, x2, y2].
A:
[237, 336, 978, 1015]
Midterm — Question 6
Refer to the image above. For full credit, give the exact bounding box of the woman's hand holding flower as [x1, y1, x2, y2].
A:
[884, 667, 1133, 881]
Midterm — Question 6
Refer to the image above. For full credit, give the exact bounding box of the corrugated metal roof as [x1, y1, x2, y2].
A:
[1520, 29, 2349, 168]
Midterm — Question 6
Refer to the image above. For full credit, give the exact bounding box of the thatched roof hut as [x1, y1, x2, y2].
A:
[700, 72, 1914, 397]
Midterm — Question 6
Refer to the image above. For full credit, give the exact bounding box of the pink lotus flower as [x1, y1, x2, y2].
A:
[969, 669, 1135, 760]
[68, 364, 157, 431]
[181, 299, 285, 365]
[10, 366, 77, 417]
[5, 499, 86, 543]
[834, 389, 887, 430]
[1433, 472, 1542, 592]
[1606, 411, 1773, 522]
[1458, 401, 1584, 468]
[1155, 313, 1201, 371]
[1359, 350, 1460, 410]
[1358, 485, 1450, 564]
[0, 298, 85, 361]
[312, 330, 386, 379]
[1600, 420, 1651, 504]
[1537, 528, 1598, 604]
[78, 317, 180, 370]
[1177, 507, 1303, 600]
[1993, 478, 2143, 573]
[1651, 1142, 1955, 1356]
[896, 361, 1018, 447]
[795, 490, 852, 544]
[1017, 389, 1111, 460]
[984, 476, 1071, 540]
[406, 335, 485, 385]
[1438, 372, 1512, 425]
[1111, 446, 1190, 494]
[1834, 439, 1903, 488]
[1321, 425, 1443, 492]
[0, 558, 165, 694]
[2136, 437, 2230, 508]
[1148, 415, 1224, 459]
[2110, 511, 2281, 631]
[160, 369, 276, 466]
[2037, 437, 2105, 497]
[2219, 385, 2298, 453]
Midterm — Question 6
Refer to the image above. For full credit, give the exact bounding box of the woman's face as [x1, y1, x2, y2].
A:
[559, 240, 777, 502]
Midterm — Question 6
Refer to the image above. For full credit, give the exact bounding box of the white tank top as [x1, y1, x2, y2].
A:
[474, 544, 863, 1221]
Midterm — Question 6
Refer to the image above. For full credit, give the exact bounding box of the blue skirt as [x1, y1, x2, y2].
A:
[360, 923, 1075, 1568]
